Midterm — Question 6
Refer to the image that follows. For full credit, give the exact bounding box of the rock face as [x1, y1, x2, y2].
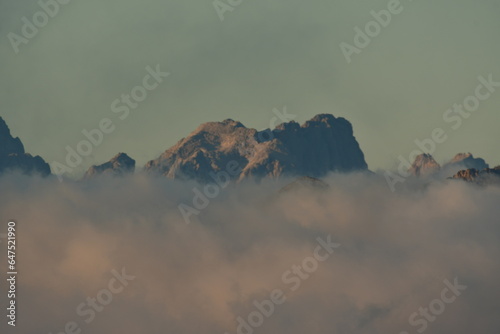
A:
[84, 153, 135, 178]
[451, 166, 500, 185]
[408, 153, 440, 177]
[144, 114, 368, 182]
[0, 117, 50, 176]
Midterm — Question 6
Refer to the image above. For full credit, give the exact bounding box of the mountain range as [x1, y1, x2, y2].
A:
[1, 115, 498, 185]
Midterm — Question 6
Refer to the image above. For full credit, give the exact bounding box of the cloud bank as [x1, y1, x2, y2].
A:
[0, 173, 499, 333]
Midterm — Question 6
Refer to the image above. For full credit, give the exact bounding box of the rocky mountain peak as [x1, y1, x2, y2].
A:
[221, 118, 245, 127]
[449, 152, 488, 169]
[440, 152, 489, 177]
[144, 114, 368, 182]
[305, 114, 338, 127]
[0, 117, 50, 176]
[84, 153, 135, 178]
[409, 153, 440, 177]
[451, 152, 473, 162]
[195, 119, 247, 133]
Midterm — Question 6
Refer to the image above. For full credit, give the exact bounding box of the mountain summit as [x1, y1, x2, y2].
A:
[0, 117, 50, 176]
[84, 153, 135, 179]
[144, 114, 368, 182]
[408, 153, 440, 177]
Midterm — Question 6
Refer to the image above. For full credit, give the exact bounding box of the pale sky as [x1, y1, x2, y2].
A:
[1, 0, 499, 176]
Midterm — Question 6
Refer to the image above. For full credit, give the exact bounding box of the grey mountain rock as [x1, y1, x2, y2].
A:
[0, 117, 50, 176]
[408, 153, 440, 177]
[144, 114, 368, 182]
[84, 153, 135, 178]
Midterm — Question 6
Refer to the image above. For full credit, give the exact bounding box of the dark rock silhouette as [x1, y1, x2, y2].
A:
[0, 117, 50, 176]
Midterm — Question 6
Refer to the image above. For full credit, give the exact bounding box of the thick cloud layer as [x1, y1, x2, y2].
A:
[0, 173, 499, 333]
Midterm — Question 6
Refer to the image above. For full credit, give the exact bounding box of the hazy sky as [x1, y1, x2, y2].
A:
[1, 0, 499, 176]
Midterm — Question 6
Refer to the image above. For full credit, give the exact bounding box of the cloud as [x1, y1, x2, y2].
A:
[0, 172, 499, 333]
